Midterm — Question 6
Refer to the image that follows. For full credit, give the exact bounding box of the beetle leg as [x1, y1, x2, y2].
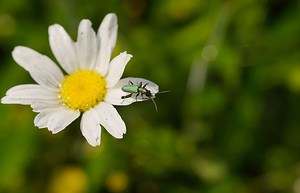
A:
[121, 93, 133, 104]
[135, 92, 140, 101]
[143, 83, 148, 88]
[121, 93, 133, 99]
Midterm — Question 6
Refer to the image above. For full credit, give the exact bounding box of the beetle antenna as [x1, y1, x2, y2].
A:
[149, 96, 158, 112]
[157, 90, 171, 95]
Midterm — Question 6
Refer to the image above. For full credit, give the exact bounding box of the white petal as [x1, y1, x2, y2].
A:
[31, 100, 61, 112]
[94, 102, 125, 139]
[49, 24, 78, 74]
[34, 108, 61, 128]
[76, 19, 97, 70]
[1, 96, 34, 105]
[105, 52, 132, 88]
[48, 109, 80, 134]
[34, 110, 54, 128]
[34, 107, 80, 134]
[1, 84, 59, 105]
[80, 108, 101, 146]
[104, 88, 135, 106]
[95, 13, 118, 75]
[104, 77, 159, 106]
[12, 46, 64, 90]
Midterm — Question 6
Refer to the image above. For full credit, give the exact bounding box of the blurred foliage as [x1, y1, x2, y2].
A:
[1, 0, 300, 193]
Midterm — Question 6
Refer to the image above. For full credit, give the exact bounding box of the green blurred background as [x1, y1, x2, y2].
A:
[1, 0, 300, 192]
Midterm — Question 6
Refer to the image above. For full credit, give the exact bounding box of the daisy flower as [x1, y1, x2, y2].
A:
[1, 13, 159, 147]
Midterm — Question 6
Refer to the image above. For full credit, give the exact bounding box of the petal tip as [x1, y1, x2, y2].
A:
[1, 96, 8, 104]
[88, 138, 101, 147]
[106, 13, 117, 20]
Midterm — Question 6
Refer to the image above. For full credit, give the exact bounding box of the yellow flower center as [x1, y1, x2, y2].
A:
[60, 70, 106, 112]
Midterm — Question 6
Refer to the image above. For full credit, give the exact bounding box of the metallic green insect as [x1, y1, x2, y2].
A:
[121, 81, 159, 111]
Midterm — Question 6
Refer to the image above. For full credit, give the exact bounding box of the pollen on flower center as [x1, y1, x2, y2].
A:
[60, 70, 106, 112]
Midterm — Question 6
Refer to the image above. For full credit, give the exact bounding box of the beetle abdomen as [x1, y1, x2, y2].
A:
[122, 85, 139, 93]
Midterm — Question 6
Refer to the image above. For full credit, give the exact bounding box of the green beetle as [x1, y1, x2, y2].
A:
[121, 81, 158, 111]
